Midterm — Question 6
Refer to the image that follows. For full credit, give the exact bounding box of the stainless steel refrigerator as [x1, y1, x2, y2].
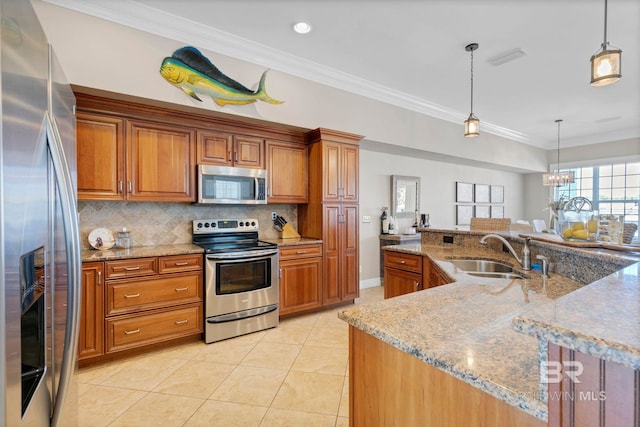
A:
[1, 0, 82, 425]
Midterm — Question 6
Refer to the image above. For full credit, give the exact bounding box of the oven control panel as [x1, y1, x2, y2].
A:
[193, 218, 259, 234]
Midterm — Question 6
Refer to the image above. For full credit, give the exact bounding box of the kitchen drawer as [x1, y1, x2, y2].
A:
[158, 254, 203, 274]
[279, 244, 322, 260]
[106, 304, 202, 353]
[105, 257, 157, 279]
[384, 251, 422, 274]
[106, 272, 202, 316]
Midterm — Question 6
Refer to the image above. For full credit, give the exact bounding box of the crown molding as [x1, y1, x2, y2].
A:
[42, 0, 530, 143]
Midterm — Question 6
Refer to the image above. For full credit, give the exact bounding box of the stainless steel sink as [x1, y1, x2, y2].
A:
[449, 259, 514, 273]
[467, 271, 528, 280]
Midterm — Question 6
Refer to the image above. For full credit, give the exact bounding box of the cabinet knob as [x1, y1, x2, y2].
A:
[175, 319, 189, 325]
[415, 281, 420, 291]
[174, 261, 189, 266]
[123, 266, 140, 271]
[174, 287, 189, 292]
[397, 260, 406, 264]
[124, 293, 140, 299]
[124, 328, 140, 335]
[97, 271, 102, 285]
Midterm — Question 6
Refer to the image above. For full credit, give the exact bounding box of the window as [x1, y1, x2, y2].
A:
[555, 161, 639, 242]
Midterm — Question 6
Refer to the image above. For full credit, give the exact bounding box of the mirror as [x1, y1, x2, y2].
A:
[391, 175, 420, 218]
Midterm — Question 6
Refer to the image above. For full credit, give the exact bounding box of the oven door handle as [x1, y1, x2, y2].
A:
[206, 248, 279, 261]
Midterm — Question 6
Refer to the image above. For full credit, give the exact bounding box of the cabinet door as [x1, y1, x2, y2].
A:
[76, 112, 125, 200]
[197, 129, 232, 166]
[233, 135, 264, 168]
[322, 141, 342, 201]
[341, 144, 359, 202]
[127, 120, 196, 202]
[341, 204, 359, 301]
[384, 267, 421, 299]
[79, 262, 104, 360]
[279, 257, 323, 315]
[323, 204, 341, 305]
[266, 141, 308, 203]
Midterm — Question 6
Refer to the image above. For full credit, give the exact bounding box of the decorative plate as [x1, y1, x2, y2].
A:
[88, 228, 115, 250]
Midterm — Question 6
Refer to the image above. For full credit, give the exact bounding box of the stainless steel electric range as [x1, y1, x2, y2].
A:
[192, 218, 279, 343]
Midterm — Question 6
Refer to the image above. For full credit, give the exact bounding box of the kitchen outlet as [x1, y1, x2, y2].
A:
[271, 212, 277, 220]
[443, 235, 454, 244]
[362, 215, 371, 223]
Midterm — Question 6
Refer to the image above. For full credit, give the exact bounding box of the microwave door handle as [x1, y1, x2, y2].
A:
[255, 177, 260, 200]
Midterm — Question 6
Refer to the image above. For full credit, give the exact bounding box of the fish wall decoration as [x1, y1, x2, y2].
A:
[159, 46, 283, 107]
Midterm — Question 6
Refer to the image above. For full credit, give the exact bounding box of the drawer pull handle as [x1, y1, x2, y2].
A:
[174, 261, 189, 266]
[397, 260, 406, 264]
[123, 266, 141, 271]
[124, 328, 140, 335]
[124, 293, 140, 299]
[174, 287, 189, 292]
[295, 250, 307, 254]
[175, 319, 189, 325]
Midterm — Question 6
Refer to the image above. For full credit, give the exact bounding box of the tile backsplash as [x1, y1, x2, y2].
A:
[79, 201, 298, 250]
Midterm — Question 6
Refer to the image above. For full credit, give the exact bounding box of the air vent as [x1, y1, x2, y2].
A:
[488, 48, 527, 66]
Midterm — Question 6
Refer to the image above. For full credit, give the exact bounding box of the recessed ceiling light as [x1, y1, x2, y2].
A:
[293, 22, 312, 34]
[487, 48, 527, 66]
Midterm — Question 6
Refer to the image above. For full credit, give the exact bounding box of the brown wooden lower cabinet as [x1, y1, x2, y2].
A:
[349, 326, 544, 427]
[278, 244, 323, 315]
[78, 262, 104, 360]
[547, 342, 640, 427]
[383, 251, 451, 299]
[79, 254, 203, 363]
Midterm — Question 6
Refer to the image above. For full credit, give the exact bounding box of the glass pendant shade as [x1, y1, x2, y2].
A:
[590, 0, 622, 87]
[590, 47, 622, 86]
[464, 114, 479, 137]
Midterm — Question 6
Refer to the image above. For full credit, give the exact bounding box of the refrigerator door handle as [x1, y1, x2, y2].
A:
[45, 113, 82, 427]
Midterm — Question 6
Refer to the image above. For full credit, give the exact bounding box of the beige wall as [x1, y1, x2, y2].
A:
[359, 147, 525, 285]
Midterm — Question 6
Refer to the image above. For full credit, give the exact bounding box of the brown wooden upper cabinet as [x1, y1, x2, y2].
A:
[322, 140, 359, 202]
[76, 112, 125, 200]
[197, 130, 264, 169]
[266, 140, 308, 203]
[77, 112, 196, 202]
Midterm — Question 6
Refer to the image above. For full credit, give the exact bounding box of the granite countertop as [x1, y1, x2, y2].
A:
[514, 261, 640, 370]
[261, 237, 322, 246]
[339, 243, 592, 421]
[82, 243, 204, 262]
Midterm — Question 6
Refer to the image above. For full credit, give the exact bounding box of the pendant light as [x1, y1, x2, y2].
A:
[464, 43, 479, 137]
[543, 120, 575, 187]
[590, 0, 622, 86]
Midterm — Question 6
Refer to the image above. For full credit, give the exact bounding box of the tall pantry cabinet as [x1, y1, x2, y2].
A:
[299, 128, 362, 306]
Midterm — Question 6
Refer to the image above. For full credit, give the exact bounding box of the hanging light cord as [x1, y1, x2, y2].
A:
[602, 0, 609, 48]
[556, 119, 562, 173]
[470, 48, 474, 115]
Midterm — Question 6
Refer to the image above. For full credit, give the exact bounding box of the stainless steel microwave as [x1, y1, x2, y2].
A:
[197, 164, 267, 204]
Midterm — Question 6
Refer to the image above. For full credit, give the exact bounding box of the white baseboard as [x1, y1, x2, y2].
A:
[360, 277, 381, 289]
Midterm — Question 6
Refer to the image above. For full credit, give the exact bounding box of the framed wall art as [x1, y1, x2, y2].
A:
[456, 205, 474, 225]
[475, 205, 490, 218]
[474, 184, 490, 204]
[456, 182, 474, 203]
[490, 185, 504, 204]
[491, 205, 504, 218]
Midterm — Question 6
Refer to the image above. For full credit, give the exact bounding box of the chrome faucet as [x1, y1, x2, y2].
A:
[479, 234, 531, 271]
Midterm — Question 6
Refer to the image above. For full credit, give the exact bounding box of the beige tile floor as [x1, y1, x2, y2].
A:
[77, 286, 384, 427]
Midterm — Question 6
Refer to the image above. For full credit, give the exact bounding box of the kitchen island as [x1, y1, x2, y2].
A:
[339, 232, 639, 426]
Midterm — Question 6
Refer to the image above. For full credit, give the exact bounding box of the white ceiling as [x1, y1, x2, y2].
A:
[43, 0, 640, 150]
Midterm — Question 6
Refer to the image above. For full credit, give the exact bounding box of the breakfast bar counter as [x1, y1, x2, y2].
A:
[339, 236, 638, 424]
